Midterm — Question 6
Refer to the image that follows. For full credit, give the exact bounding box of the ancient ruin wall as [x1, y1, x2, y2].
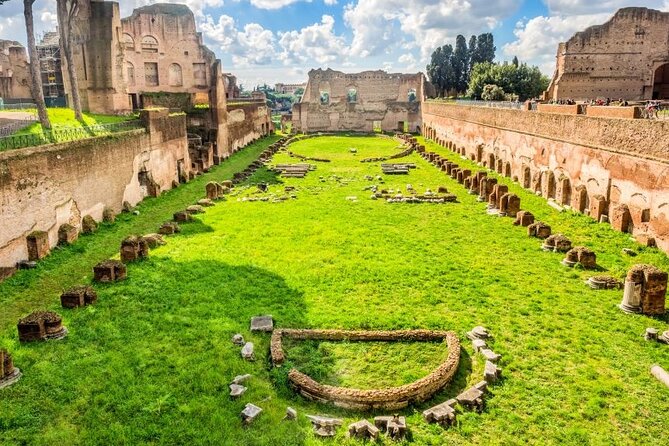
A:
[422, 102, 669, 252]
[0, 40, 32, 101]
[0, 111, 190, 267]
[293, 69, 424, 133]
[546, 8, 669, 101]
[227, 102, 272, 154]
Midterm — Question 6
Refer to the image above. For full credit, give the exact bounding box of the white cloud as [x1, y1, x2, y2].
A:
[201, 15, 276, 66]
[278, 15, 348, 64]
[543, 0, 668, 15]
[343, 0, 520, 61]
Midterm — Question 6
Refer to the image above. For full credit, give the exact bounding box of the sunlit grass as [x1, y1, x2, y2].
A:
[0, 134, 668, 445]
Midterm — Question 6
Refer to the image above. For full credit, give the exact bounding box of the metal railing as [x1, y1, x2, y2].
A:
[0, 117, 37, 137]
[0, 102, 36, 111]
[0, 120, 144, 152]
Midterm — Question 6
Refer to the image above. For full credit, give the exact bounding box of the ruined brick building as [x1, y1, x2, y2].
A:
[292, 69, 426, 133]
[0, 40, 32, 102]
[546, 7, 669, 101]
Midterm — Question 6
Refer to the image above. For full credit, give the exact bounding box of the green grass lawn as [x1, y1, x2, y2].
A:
[12, 108, 136, 135]
[1, 134, 668, 445]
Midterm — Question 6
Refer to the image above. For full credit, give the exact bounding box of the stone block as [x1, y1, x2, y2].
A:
[61, 285, 97, 309]
[222, 180, 233, 188]
[423, 399, 457, 427]
[241, 342, 255, 360]
[308, 415, 343, 437]
[0, 349, 21, 389]
[120, 236, 150, 263]
[348, 420, 380, 439]
[543, 234, 572, 253]
[241, 403, 262, 425]
[232, 334, 245, 346]
[563, 247, 597, 269]
[232, 374, 252, 385]
[159, 222, 181, 235]
[499, 193, 520, 217]
[611, 204, 632, 233]
[484, 361, 502, 383]
[250, 315, 274, 332]
[589, 195, 608, 222]
[103, 208, 116, 223]
[472, 338, 487, 352]
[82, 215, 98, 234]
[93, 260, 127, 283]
[206, 182, 219, 200]
[621, 265, 667, 315]
[480, 349, 501, 363]
[467, 326, 490, 340]
[186, 205, 205, 215]
[230, 384, 247, 398]
[58, 224, 79, 246]
[173, 211, 192, 223]
[374, 415, 406, 440]
[26, 231, 50, 261]
[514, 211, 535, 227]
[17, 311, 67, 342]
[456, 386, 484, 412]
[528, 222, 552, 239]
[141, 234, 166, 249]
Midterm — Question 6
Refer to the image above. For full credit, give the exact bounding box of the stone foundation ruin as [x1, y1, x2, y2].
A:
[270, 329, 460, 410]
[620, 264, 668, 315]
[17, 311, 68, 342]
[0, 349, 22, 389]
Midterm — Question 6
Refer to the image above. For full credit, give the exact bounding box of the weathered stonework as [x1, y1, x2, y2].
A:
[61, 286, 98, 309]
[620, 264, 667, 315]
[26, 231, 50, 261]
[546, 8, 669, 101]
[17, 311, 67, 342]
[0, 40, 32, 100]
[0, 349, 22, 389]
[293, 69, 425, 133]
[422, 103, 669, 253]
[93, 260, 127, 283]
[271, 329, 460, 410]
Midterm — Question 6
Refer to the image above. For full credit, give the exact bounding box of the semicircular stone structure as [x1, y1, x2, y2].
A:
[271, 329, 461, 410]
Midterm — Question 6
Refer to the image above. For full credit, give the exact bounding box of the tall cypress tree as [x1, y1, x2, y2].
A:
[453, 35, 469, 94]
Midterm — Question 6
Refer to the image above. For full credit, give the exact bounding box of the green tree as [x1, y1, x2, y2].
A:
[427, 44, 456, 97]
[467, 60, 549, 101]
[23, 0, 51, 129]
[477, 33, 496, 64]
[453, 35, 469, 94]
[57, 0, 83, 120]
[481, 84, 506, 101]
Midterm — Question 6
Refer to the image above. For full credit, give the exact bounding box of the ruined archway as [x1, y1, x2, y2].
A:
[653, 63, 669, 100]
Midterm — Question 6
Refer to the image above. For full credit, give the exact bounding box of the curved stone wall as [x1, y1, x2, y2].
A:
[271, 329, 461, 410]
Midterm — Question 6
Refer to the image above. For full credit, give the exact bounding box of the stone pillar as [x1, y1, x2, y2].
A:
[589, 195, 608, 222]
[26, 231, 50, 261]
[572, 186, 588, 213]
[621, 265, 667, 315]
[610, 204, 632, 233]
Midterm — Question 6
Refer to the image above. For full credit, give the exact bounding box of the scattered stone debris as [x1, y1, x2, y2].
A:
[232, 374, 252, 385]
[250, 316, 274, 332]
[241, 403, 262, 425]
[58, 224, 79, 246]
[232, 334, 245, 346]
[562, 247, 597, 269]
[423, 399, 457, 427]
[120, 236, 150, 263]
[381, 163, 416, 175]
[17, 260, 37, 270]
[82, 215, 98, 234]
[141, 234, 166, 249]
[198, 199, 215, 207]
[480, 349, 501, 363]
[61, 285, 97, 309]
[307, 415, 343, 437]
[241, 342, 255, 361]
[17, 311, 68, 342]
[186, 205, 205, 215]
[0, 349, 22, 389]
[650, 365, 669, 388]
[159, 222, 181, 235]
[374, 415, 407, 440]
[514, 211, 535, 227]
[472, 338, 487, 352]
[230, 384, 247, 398]
[467, 326, 490, 340]
[586, 275, 622, 290]
[103, 207, 116, 223]
[620, 264, 668, 315]
[456, 383, 486, 412]
[542, 234, 572, 253]
[660, 331, 669, 344]
[348, 420, 380, 439]
[26, 231, 49, 261]
[528, 222, 552, 239]
[484, 361, 503, 383]
[284, 407, 297, 421]
[93, 260, 127, 283]
[645, 328, 659, 341]
[622, 248, 638, 257]
[173, 211, 193, 223]
[275, 164, 315, 178]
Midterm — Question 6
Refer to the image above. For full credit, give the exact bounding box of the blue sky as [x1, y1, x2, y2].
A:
[1, 0, 668, 87]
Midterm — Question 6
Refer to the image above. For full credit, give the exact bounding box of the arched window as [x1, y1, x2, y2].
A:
[408, 88, 417, 102]
[122, 33, 135, 50]
[320, 91, 330, 105]
[141, 35, 159, 53]
[125, 62, 135, 86]
[169, 63, 183, 87]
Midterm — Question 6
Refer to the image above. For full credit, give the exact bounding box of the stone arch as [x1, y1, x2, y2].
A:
[542, 171, 556, 199]
[122, 33, 135, 50]
[347, 86, 358, 103]
[168, 63, 183, 87]
[125, 61, 135, 86]
[141, 35, 159, 53]
[652, 63, 669, 100]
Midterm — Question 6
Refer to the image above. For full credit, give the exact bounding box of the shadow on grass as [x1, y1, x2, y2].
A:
[243, 166, 285, 187]
[1, 259, 310, 445]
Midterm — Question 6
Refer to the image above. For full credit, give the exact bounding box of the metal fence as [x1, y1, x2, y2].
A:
[0, 120, 145, 151]
[0, 117, 37, 137]
[0, 102, 36, 111]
